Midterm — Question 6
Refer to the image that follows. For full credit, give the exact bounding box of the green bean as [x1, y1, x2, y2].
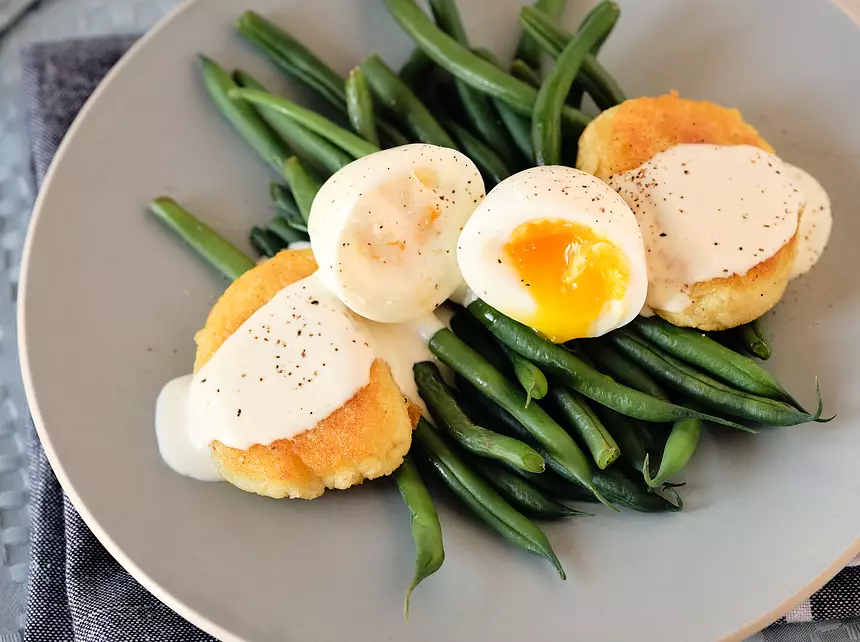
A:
[399, 48, 435, 89]
[268, 217, 307, 245]
[362, 54, 458, 149]
[233, 70, 353, 175]
[250, 226, 284, 258]
[456, 382, 600, 503]
[470, 457, 588, 519]
[394, 455, 444, 620]
[450, 312, 511, 375]
[548, 387, 619, 469]
[269, 182, 307, 231]
[593, 467, 682, 512]
[230, 88, 380, 159]
[429, 329, 609, 506]
[415, 419, 565, 578]
[510, 59, 542, 88]
[580, 0, 620, 54]
[472, 48, 535, 163]
[503, 344, 548, 406]
[582, 339, 670, 401]
[281, 156, 323, 223]
[608, 329, 824, 426]
[415, 362, 545, 473]
[633, 316, 797, 404]
[531, 1, 614, 165]
[468, 299, 751, 430]
[383, 0, 590, 131]
[149, 198, 255, 280]
[520, 4, 626, 110]
[429, 0, 524, 169]
[593, 405, 650, 475]
[199, 56, 291, 172]
[235, 11, 409, 149]
[443, 119, 510, 184]
[514, 0, 567, 69]
[644, 418, 701, 488]
[738, 318, 772, 360]
[345, 67, 380, 146]
[235, 11, 347, 112]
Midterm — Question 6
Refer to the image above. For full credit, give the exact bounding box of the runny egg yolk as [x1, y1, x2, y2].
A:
[503, 219, 630, 343]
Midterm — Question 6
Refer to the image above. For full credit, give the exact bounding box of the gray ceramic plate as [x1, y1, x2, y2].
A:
[18, 1, 860, 640]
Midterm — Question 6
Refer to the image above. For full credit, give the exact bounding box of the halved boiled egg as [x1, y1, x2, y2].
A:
[309, 144, 484, 323]
[457, 166, 648, 343]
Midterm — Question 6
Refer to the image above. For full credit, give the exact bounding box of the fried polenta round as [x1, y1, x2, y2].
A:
[195, 249, 414, 499]
[576, 92, 798, 330]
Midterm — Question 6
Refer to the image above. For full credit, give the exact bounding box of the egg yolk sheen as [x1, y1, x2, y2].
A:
[503, 219, 630, 343]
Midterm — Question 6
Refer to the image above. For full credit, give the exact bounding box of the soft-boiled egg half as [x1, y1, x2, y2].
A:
[457, 166, 648, 343]
[309, 144, 484, 323]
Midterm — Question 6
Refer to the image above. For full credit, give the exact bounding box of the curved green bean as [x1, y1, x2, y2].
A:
[514, 0, 567, 69]
[443, 119, 510, 184]
[549, 387, 619, 469]
[199, 56, 291, 172]
[268, 217, 307, 245]
[503, 344, 548, 406]
[149, 197, 255, 280]
[738, 318, 772, 360]
[230, 88, 380, 158]
[532, 1, 614, 165]
[394, 455, 444, 620]
[581, 0, 620, 54]
[470, 457, 588, 519]
[520, 4, 626, 110]
[383, 0, 591, 131]
[633, 316, 797, 404]
[250, 226, 284, 258]
[644, 418, 701, 488]
[235, 11, 346, 111]
[468, 299, 751, 430]
[593, 467, 682, 512]
[415, 419, 565, 578]
[609, 329, 824, 426]
[362, 54, 457, 149]
[233, 70, 353, 175]
[346, 67, 380, 146]
[592, 405, 651, 475]
[582, 339, 670, 401]
[429, 329, 609, 506]
[511, 59, 542, 88]
[414, 362, 545, 473]
[281, 156, 323, 223]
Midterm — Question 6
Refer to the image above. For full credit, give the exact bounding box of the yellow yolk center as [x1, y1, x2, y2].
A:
[503, 219, 630, 342]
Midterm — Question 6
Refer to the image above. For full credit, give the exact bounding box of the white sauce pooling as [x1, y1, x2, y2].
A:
[784, 163, 832, 279]
[609, 144, 803, 313]
[186, 272, 375, 455]
[155, 374, 221, 481]
[362, 312, 445, 413]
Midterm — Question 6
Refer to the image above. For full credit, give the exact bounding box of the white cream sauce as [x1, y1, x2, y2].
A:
[610, 144, 803, 313]
[784, 163, 832, 279]
[362, 313, 445, 413]
[155, 374, 221, 481]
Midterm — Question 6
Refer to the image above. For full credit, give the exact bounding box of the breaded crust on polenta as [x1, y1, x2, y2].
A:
[194, 249, 414, 499]
[576, 92, 797, 330]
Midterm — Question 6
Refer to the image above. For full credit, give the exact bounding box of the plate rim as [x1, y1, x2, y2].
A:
[15, 1, 860, 640]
